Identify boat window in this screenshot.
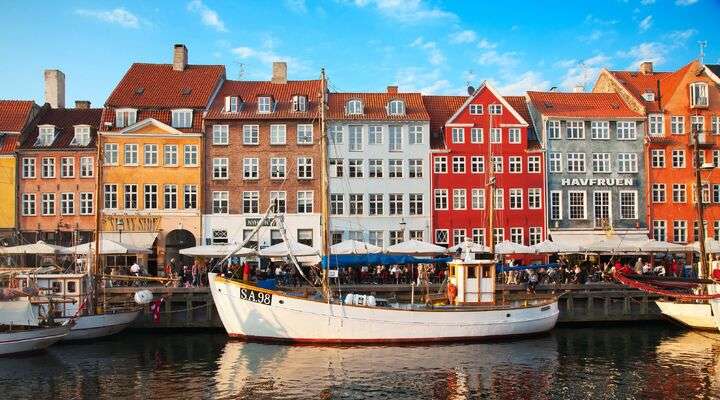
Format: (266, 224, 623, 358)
(51, 281, 62, 293)
(67, 281, 77, 293)
(468, 266, 477, 279)
(482, 267, 491, 278)
(449, 266, 455, 277)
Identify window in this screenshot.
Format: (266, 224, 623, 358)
(143, 184, 157, 209)
(213, 125, 229, 145)
(591, 121, 610, 139)
(409, 125, 423, 144)
(617, 121, 637, 140)
(452, 157, 465, 174)
(22, 193, 35, 215)
(104, 143, 118, 165)
(651, 149, 665, 168)
(389, 230, 404, 245)
(297, 191, 313, 213)
(389, 126, 402, 152)
(368, 159, 382, 178)
(547, 120, 561, 139)
(453, 189, 466, 210)
(453, 229, 467, 246)
(672, 150, 685, 168)
(171, 109, 192, 128)
(435, 230, 449, 245)
(244, 124, 261, 145)
(368, 231, 384, 247)
(672, 184, 686, 203)
(549, 153, 562, 173)
(509, 156, 522, 173)
(346, 99, 363, 115)
(143, 144, 158, 166)
(389, 159, 403, 178)
(471, 188, 485, 210)
(41, 193, 55, 215)
(617, 153, 638, 173)
(70, 126, 91, 146)
(620, 191, 637, 219)
(408, 159, 423, 178)
(22, 158, 35, 178)
(297, 124, 313, 144)
(243, 158, 259, 180)
(225, 96, 239, 112)
(184, 185, 197, 209)
(690, 82, 709, 108)
(673, 220, 687, 243)
(434, 156, 447, 173)
(494, 188, 504, 210)
(297, 157, 313, 179)
(268, 124, 287, 144)
(691, 115, 705, 133)
(115, 109, 137, 128)
(490, 128, 502, 143)
(389, 193, 403, 215)
(567, 121, 585, 139)
(509, 188, 523, 209)
(163, 185, 177, 209)
(593, 191, 610, 228)
(469, 104, 483, 114)
(213, 158, 228, 179)
(550, 191, 562, 220)
(451, 128, 464, 144)
(470, 128, 483, 143)
(489, 104, 502, 115)
(492, 156, 503, 173)
(652, 184, 666, 203)
(592, 153, 611, 173)
(493, 228, 504, 245)
(104, 184, 117, 209)
(713, 116, 720, 135)
(567, 153, 586, 173)
(270, 158, 286, 179)
(184, 145, 198, 166)
(330, 194, 344, 215)
(258, 97, 272, 113)
(508, 128, 521, 144)
(653, 220, 667, 242)
(409, 193, 423, 215)
(369, 125, 383, 145)
(434, 189, 448, 210)
(388, 100, 405, 116)
(270, 191, 286, 213)
(568, 191, 586, 219)
(349, 125, 363, 151)
(349, 194, 364, 215)
(212, 230, 228, 244)
(643, 91, 655, 101)
(292, 95, 307, 112)
(164, 145, 177, 166)
(329, 125, 343, 144)
(528, 188, 541, 209)
(212, 191, 229, 214)
(529, 227, 542, 246)
(242, 191, 259, 213)
(471, 156, 484, 173)
(60, 157, 74, 178)
(369, 194, 383, 215)
(510, 228, 523, 245)
(123, 184, 137, 210)
(61, 193, 75, 215)
(124, 144, 138, 165)
(348, 159, 363, 178)
(648, 114, 664, 136)
(41, 157, 55, 178)
(471, 228, 485, 245)
(714, 184, 720, 203)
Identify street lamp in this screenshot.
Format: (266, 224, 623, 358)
(117, 219, 125, 243)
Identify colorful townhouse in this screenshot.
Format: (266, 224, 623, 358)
(99, 44, 225, 273)
(202, 62, 323, 250)
(594, 60, 720, 244)
(425, 82, 546, 248)
(0, 99, 40, 244)
(526, 91, 648, 246)
(326, 87, 432, 246)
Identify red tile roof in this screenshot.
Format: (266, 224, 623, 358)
(105, 63, 225, 109)
(328, 92, 430, 121)
(0, 133, 20, 154)
(422, 95, 466, 149)
(0, 100, 36, 132)
(607, 62, 692, 113)
(21, 108, 102, 150)
(527, 91, 643, 118)
(504, 96, 532, 124)
(206, 80, 322, 120)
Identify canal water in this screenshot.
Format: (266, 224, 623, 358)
(1, 326, 718, 400)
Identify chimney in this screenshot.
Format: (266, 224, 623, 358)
(573, 84, 584, 93)
(387, 85, 398, 94)
(44, 69, 65, 109)
(173, 44, 188, 71)
(639, 61, 653, 75)
(75, 100, 91, 109)
(271, 61, 287, 84)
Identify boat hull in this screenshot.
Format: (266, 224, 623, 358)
(710, 284, 720, 332)
(58, 310, 141, 341)
(655, 300, 718, 331)
(0, 325, 70, 356)
(209, 273, 559, 344)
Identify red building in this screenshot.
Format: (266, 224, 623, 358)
(424, 83, 546, 250)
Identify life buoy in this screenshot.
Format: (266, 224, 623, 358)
(447, 283, 457, 305)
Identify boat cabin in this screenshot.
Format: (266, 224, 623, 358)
(447, 259, 496, 304)
(15, 273, 87, 318)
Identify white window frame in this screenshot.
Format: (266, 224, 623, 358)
(171, 109, 193, 128)
(297, 124, 313, 145)
(212, 125, 229, 145)
(568, 190, 587, 220)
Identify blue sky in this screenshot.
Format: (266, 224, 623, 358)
(1, 0, 718, 106)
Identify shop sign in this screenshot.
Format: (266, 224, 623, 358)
(560, 178, 634, 187)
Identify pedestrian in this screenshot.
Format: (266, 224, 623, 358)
(670, 258, 679, 277)
(242, 261, 251, 282)
(634, 257, 643, 274)
(527, 269, 539, 294)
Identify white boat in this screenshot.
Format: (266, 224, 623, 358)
(709, 284, 720, 331)
(0, 298, 70, 356)
(57, 310, 141, 341)
(655, 300, 717, 331)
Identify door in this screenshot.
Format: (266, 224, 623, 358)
(465, 266, 479, 302)
(480, 266, 495, 302)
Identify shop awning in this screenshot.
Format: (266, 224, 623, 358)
(101, 232, 158, 250)
(549, 231, 649, 253)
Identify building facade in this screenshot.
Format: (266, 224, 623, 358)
(99, 44, 225, 273)
(426, 83, 546, 248)
(326, 87, 432, 246)
(527, 91, 648, 245)
(594, 60, 720, 244)
(202, 62, 323, 250)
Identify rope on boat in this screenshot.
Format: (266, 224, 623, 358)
(614, 272, 720, 300)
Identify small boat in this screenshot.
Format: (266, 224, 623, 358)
(0, 298, 70, 356)
(655, 301, 716, 331)
(57, 310, 141, 341)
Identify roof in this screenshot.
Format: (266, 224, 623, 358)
(21, 108, 102, 149)
(0, 133, 20, 154)
(327, 92, 430, 121)
(105, 63, 225, 109)
(706, 64, 720, 82)
(606, 62, 693, 113)
(206, 79, 322, 120)
(422, 95, 466, 149)
(504, 96, 533, 124)
(526, 91, 643, 118)
(0, 100, 35, 132)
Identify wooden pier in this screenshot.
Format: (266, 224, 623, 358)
(104, 283, 663, 330)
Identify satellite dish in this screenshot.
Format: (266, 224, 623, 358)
(467, 86, 475, 95)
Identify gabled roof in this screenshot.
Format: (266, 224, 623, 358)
(526, 91, 643, 118)
(327, 92, 430, 121)
(0, 100, 36, 132)
(446, 81, 529, 127)
(206, 80, 322, 120)
(105, 63, 225, 109)
(605, 61, 694, 113)
(21, 108, 102, 149)
(117, 118, 186, 135)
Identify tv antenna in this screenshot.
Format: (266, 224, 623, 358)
(698, 41, 707, 64)
(235, 62, 245, 80)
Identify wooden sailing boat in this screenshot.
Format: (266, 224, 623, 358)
(0, 296, 71, 355)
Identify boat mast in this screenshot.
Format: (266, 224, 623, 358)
(488, 113, 495, 254)
(319, 68, 331, 299)
(693, 126, 709, 278)
(93, 132, 103, 277)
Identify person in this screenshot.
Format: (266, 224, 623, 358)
(191, 261, 200, 287)
(527, 269, 539, 294)
(130, 262, 141, 276)
(653, 263, 666, 276)
(634, 257, 643, 275)
(642, 261, 652, 275)
(670, 258, 679, 277)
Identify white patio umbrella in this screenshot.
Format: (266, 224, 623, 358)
(64, 239, 151, 255)
(690, 239, 720, 254)
(494, 240, 535, 255)
(385, 239, 447, 256)
(448, 240, 491, 253)
(259, 241, 319, 257)
(640, 239, 690, 253)
(330, 239, 383, 255)
(581, 237, 645, 253)
(0, 240, 68, 255)
(530, 240, 566, 254)
(180, 244, 256, 257)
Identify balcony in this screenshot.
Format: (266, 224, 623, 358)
(695, 132, 715, 148)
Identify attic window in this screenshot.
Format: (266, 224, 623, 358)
(610, 103, 620, 109)
(292, 95, 308, 112)
(387, 100, 405, 116)
(346, 99, 363, 115)
(35, 126, 55, 147)
(134, 87, 144, 95)
(225, 96, 240, 112)
(642, 91, 655, 102)
(70, 126, 91, 146)
(258, 96, 272, 113)
(180, 88, 192, 96)
(544, 102, 553, 109)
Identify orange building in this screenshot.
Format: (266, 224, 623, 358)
(595, 60, 720, 244)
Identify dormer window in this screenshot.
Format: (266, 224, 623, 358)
(171, 109, 193, 128)
(225, 96, 240, 112)
(35, 126, 55, 147)
(387, 100, 405, 116)
(346, 99, 363, 115)
(258, 96, 272, 113)
(70, 126, 91, 146)
(115, 109, 137, 128)
(292, 95, 308, 112)
(690, 82, 709, 108)
(642, 91, 655, 102)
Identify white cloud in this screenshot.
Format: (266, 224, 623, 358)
(284, 0, 307, 13)
(640, 0, 655, 4)
(580, 29, 607, 43)
(187, 0, 227, 32)
(665, 29, 697, 45)
(394, 67, 453, 94)
(448, 30, 476, 44)
(675, 0, 698, 5)
(410, 37, 445, 66)
(639, 15, 652, 32)
(230, 43, 311, 78)
(493, 71, 550, 95)
(477, 38, 497, 49)
(584, 14, 618, 25)
(617, 42, 666, 68)
(74, 8, 140, 28)
(350, 0, 456, 23)
(477, 50, 518, 68)
(557, 54, 611, 90)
